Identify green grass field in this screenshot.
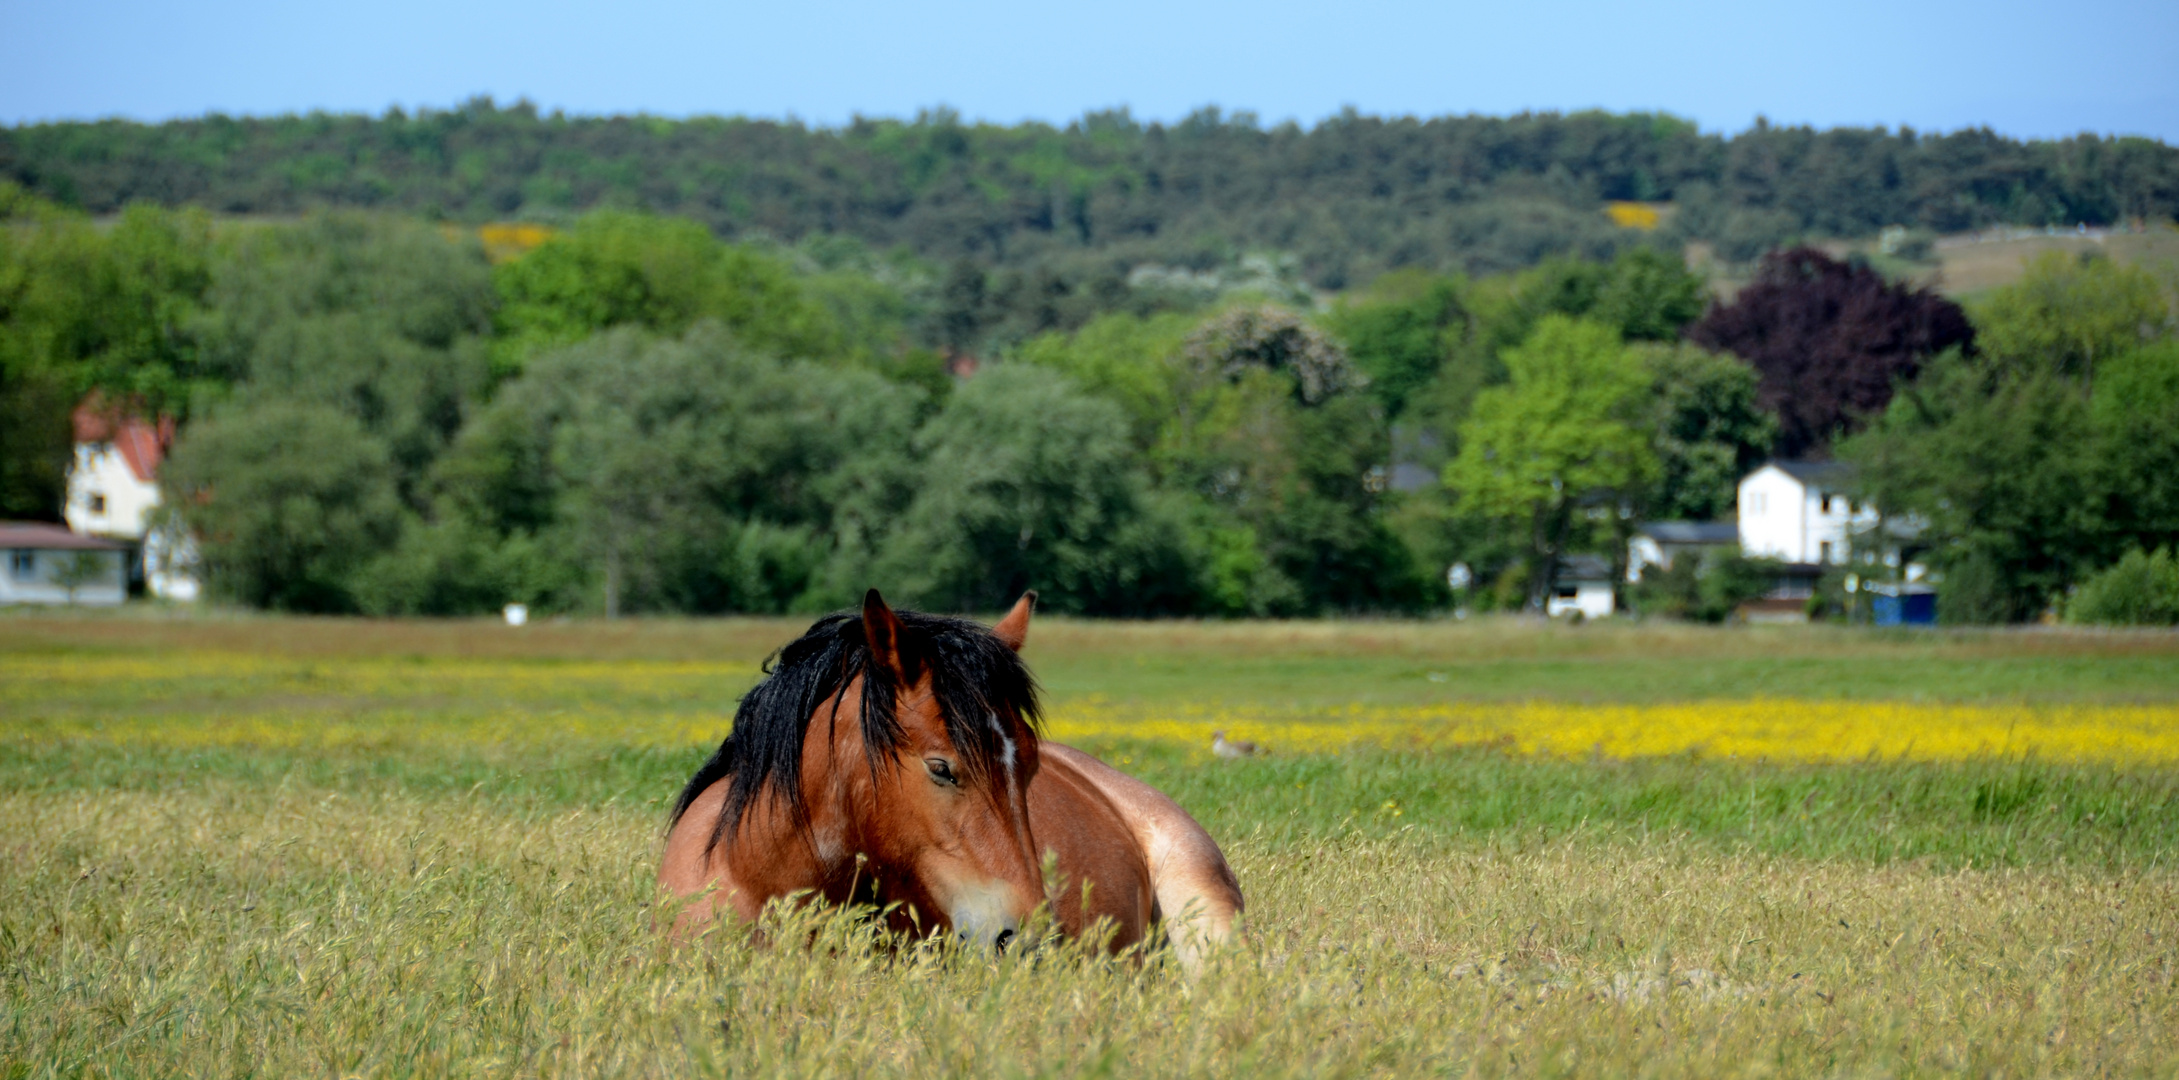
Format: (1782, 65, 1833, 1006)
(4, 612, 2177, 1076)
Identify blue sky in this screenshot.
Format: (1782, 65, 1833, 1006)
(3, 0, 2174, 140)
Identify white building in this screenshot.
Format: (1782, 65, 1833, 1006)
(1546, 554, 1618, 619)
(64, 398, 199, 601)
(1736, 461, 1878, 567)
(0, 522, 128, 606)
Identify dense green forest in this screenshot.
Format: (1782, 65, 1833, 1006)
(4, 106, 2178, 623)
(6, 102, 2177, 289)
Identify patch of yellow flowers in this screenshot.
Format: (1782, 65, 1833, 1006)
(6, 654, 2178, 765)
(1046, 698, 2179, 765)
(1604, 201, 1663, 230)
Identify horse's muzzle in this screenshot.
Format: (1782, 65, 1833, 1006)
(946, 880, 1028, 949)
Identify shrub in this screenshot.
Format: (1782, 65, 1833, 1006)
(2067, 549, 2179, 626)
(1629, 553, 1784, 623)
(1940, 552, 2020, 626)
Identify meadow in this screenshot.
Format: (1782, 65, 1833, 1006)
(4, 611, 2177, 1077)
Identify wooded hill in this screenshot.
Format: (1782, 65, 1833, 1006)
(5, 102, 2175, 287)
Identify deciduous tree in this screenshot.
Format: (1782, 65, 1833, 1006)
(1973, 251, 2170, 387)
(162, 400, 404, 612)
(201, 212, 496, 507)
(445, 325, 919, 616)
(1324, 270, 1463, 419)
(1639, 343, 1776, 521)
(876, 364, 1195, 615)
(1839, 352, 2101, 623)
(491, 211, 830, 376)
(1446, 316, 1658, 611)
(1690, 247, 1974, 458)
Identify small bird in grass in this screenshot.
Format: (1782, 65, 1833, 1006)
(1211, 730, 1262, 759)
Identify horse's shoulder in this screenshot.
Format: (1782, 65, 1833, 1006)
(659, 775, 731, 891)
(1030, 748, 1139, 846)
(658, 776, 751, 936)
(1040, 743, 1214, 849)
(1039, 742, 1245, 923)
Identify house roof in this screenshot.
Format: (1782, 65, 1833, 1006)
(1388, 462, 1437, 493)
(0, 522, 127, 551)
(1636, 521, 1739, 544)
(1555, 554, 1615, 582)
(72, 396, 175, 484)
(1764, 460, 1854, 490)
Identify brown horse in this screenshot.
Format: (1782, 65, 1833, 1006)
(659, 589, 1243, 966)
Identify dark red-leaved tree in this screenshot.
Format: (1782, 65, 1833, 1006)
(1690, 247, 1974, 458)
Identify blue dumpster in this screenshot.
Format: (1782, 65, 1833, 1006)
(1868, 582, 1936, 626)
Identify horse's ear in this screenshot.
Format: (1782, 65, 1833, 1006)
(862, 588, 910, 684)
(992, 590, 1037, 652)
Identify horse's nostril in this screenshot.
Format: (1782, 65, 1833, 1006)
(995, 928, 1016, 951)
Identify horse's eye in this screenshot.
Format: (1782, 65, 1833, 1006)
(925, 758, 958, 786)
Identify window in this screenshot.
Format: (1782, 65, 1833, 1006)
(1751, 493, 1767, 514)
(8, 550, 33, 581)
(1820, 494, 1833, 514)
(87, 493, 106, 514)
(1820, 541, 1833, 564)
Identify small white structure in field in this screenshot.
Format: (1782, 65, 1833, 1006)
(64, 397, 199, 601)
(1736, 461, 1877, 567)
(1546, 554, 1617, 619)
(0, 522, 128, 606)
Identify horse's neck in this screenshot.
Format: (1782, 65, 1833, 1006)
(720, 790, 854, 907)
(727, 723, 867, 903)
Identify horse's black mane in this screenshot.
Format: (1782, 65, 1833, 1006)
(669, 608, 1042, 852)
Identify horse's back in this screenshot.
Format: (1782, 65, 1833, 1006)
(1029, 752, 1154, 950)
(1036, 743, 1244, 969)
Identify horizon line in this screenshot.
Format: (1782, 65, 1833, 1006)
(4, 98, 2167, 146)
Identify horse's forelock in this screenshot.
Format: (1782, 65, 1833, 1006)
(917, 616, 1043, 785)
(671, 608, 1042, 854)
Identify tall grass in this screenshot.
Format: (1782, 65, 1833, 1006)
(6, 776, 2174, 1076)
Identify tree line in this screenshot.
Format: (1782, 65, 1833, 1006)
(5, 102, 2175, 292)
(3, 187, 2174, 622)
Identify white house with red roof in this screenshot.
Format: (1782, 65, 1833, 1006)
(64, 396, 200, 601)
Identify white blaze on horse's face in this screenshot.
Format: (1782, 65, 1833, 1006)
(992, 712, 1019, 785)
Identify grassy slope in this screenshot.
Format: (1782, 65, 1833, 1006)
(1929, 229, 2179, 298)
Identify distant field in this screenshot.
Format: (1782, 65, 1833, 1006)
(12, 609, 2179, 703)
(1698, 226, 2179, 301)
(4, 612, 2176, 1075)
(1930, 228, 2179, 297)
